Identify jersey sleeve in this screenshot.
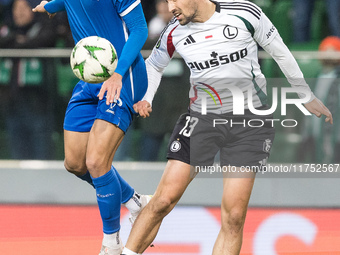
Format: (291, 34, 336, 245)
(142, 20, 178, 104)
(114, 0, 141, 17)
(263, 35, 315, 102)
(253, 9, 279, 47)
(44, 0, 65, 14)
(114, 3, 148, 76)
(220, 1, 278, 47)
(147, 20, 178, 71)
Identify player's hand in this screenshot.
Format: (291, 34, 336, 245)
(304, 97, 333, 124)
(133, 100, 152, 118)
(32, 1, 48, 12)
(32, 1, 55, 18)
(97, 72, 122, 105)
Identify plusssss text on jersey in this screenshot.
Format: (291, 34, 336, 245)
(187, 48, 248, 71)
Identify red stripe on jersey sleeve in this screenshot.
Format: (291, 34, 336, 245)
(167, 25, 179, 57)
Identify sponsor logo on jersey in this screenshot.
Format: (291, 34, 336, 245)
(193, 82, 222, 106)
(187, 48, 248, 71)
(184, 35, 196, 45)
(223, 25, 238, 39)
(266, 25, 276, 39)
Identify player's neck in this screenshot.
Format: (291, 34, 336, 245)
(194, 1, 216, 23)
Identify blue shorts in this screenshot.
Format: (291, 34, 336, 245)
(64, 81, 133, 133)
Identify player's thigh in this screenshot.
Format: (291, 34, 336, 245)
(154, 159, 195, 207)
(220, 170, 255, 222)
(166, 111, 220, 166)
(63, 81, 98, 173)
(86, 95, 134, 176)
(220, 121, 275, 170)
(63, 81, 99, 133)
(86, 119, 125, 177)
(64, 130, 90, 174)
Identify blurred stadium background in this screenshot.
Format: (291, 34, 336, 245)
(1, 0, 340, 254)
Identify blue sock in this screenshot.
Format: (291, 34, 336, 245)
(92, 169, 122, 234)
(77, 167, 133, 202)
(78, 171, 94, 188)
(111, 166, 134, 203)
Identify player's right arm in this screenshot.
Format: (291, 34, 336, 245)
(134, 20, 178, 118)
(132, 59, 164, 118)
(133, 54, 166, 118)
(32, 0, 65, 15)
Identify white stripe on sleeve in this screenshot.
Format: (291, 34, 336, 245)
(120, 0, 141, 17)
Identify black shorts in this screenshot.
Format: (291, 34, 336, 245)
(167, 109, 275, 168)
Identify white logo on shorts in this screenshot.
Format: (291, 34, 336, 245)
(263, 139, 272, 153)
(258, 157, 268, 171)
(170, 140, 181, 152)
(106, 98, 123, 115)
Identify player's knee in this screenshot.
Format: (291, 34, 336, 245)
(85, 157, 109, 177)
(64, 158, 87, 175)
(222, 207, 246, 234)
(149, 195, 175, 216)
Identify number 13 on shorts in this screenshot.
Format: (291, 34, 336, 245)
(179, 116, 199, 137)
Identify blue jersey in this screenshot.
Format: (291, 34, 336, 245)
(45, 0, 147, 107)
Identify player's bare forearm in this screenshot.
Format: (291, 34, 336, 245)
(304, 98, 333, 124)
(133, 100, 152, 118)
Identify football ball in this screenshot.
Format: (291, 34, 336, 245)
(70, 36, 118, 83)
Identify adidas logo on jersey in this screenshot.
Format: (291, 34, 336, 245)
(184, 35, 196, 45)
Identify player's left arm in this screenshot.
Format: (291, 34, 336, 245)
(98, 3, 148, 105)
(262, 35, 333, 124)
(254, 11, 333, 124)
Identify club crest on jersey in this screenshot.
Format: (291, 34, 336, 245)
(223, 25, 238, 39)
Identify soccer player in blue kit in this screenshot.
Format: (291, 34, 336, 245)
(33, 0, 150, 254)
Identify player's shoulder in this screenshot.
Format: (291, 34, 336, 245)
(153, 17, 180, 49)
(165, 17, 180, 32)
(215, 0, 262, 21)
(158, 17, 182, 38)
